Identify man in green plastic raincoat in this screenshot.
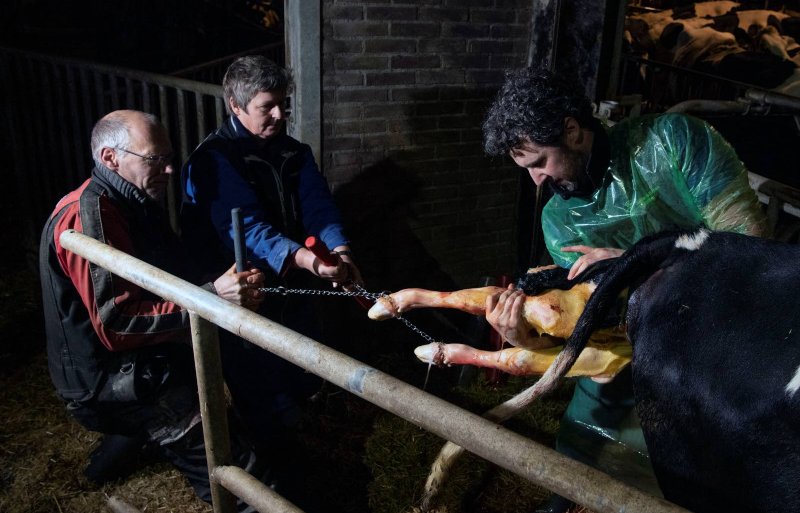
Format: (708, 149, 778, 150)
(481, 68, 769, 513)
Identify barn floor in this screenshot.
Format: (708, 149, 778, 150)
(0, 257, 604, 513)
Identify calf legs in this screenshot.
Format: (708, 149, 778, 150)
(368, 283, 598, 340)
(415, 337, 630, 379)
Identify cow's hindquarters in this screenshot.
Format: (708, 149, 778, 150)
(627, 233, 800, 513)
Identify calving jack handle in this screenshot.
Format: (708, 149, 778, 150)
(231, 208, 247, 272)
(304, 236, 339, 267)
(305, 236, 372, 310)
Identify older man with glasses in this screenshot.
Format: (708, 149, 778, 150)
(40, 109, 270, 511)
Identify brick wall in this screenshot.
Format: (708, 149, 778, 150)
(321, 0, 531, 291)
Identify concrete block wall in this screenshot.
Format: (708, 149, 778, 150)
(321, 0, 531, 290)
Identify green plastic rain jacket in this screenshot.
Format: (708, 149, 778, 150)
(542, 113, 768, 268)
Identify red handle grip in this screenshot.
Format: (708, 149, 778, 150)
(304, 236, 372, 310)
(305, 236, 338, 265)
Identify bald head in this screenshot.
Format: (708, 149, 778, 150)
(92, 110, 175, 200)
(91, 110, 162, 169)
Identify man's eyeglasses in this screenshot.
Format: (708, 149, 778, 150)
(115, 147, 174, 167)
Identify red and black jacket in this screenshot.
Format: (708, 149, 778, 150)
(40, 166, 196, 403)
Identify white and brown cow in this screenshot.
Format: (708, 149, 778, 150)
(375, 228, 800, 513)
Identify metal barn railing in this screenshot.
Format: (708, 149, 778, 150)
(0, 46, 226, 250)
(59, 229, 690, 513)
(617, 54, 760, 113)
(170, 42, 284, 84)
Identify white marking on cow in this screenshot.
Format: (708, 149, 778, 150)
(675, 229, 710, 251)
(787, 365, 800, 397)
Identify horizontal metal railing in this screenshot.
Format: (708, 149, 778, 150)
(1, 46, 226, 246)
(59, 229, 689, 513)
(170, 42, 285, 84)
(618, 54, 759, 113)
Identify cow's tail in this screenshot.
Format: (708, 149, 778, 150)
(419, 340, 587, 511)
(419, 228, 703, 511)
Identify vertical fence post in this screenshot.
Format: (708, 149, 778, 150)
(189, 312, 237, 513)
(215, 97, 226, 127)
(284, 1, 321, 167)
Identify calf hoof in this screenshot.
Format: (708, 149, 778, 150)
(413, 343, 446, 366)
(367, 296, 397, 320)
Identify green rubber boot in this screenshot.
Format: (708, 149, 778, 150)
(554, 368, 661, 497)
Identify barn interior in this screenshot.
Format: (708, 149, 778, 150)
(525, 0, 800, 266)
(619, 2, 800, 193)
(616, 0, 800, 238)
(1, 1, 800, 512)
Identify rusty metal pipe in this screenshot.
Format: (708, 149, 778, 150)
(59, 229, 689, 513)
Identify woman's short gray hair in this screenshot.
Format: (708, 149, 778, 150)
(223, 55, 292, 114)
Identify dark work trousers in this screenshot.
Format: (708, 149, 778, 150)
(219, 292, 323, 443)
(556, 366, 647, 468)
(218, 292, 325, 512)
(66, 346, 271, 513)
(160, 418, 271, 513)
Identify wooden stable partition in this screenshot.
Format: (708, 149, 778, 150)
(59, 229, 690, 513)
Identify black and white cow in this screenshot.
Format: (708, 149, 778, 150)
(537, 229, 800, 512)
(601, 229, 800, 513)
(422, 228, 800, 513)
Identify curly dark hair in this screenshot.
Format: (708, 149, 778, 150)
(482, 67, 594, 155)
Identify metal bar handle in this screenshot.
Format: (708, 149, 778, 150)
(231, 208, 247, 272)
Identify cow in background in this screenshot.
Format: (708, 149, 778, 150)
(625, 2, 800, 89)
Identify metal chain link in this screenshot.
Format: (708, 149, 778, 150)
(258, 285, 378, 299)
(392, 313, 437, 344)
(257, 283, 438, 344)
